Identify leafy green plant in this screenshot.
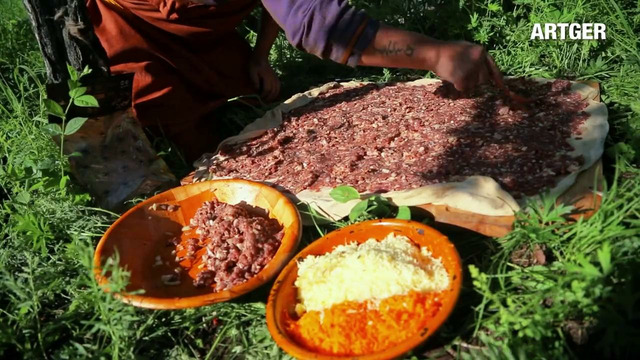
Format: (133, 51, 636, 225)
(329, 185, 411, 222)
(42, 64, 98, 176)
(464, 158, 640, 358)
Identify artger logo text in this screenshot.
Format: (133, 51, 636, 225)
(531, 23, 606, 40)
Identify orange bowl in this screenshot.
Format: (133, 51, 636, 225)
(266, 219, 462, 360)
(93, 179, 302, 309)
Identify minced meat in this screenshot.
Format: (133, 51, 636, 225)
(189, 200, 284, 291)
(206, 79, 589, 198)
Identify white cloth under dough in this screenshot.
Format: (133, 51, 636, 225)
(192, 78, 608, 222)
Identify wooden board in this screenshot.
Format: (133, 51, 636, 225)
(182, 81, 605, 238)
(418, 159, 603, 237)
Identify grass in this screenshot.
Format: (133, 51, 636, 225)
(1, 0, 640, 359)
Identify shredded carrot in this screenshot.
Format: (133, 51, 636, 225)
(285, 291, 442, 356)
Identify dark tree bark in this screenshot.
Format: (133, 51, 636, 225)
(22, 0, 110, 83)
(23, 0, 133, 116)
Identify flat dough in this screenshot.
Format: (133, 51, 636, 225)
(193, 78, 608, 222)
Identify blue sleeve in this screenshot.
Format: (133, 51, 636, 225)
(261, 0, 380, 66)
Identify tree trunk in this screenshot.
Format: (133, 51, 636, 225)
(22, 0, 110, 83)
(23, 0, 133, 117)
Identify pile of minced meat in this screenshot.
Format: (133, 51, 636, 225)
(170, 200, 284, 291)
(205, 79, 588, 198)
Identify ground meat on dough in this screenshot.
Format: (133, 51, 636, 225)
(207, 78, 589, 198)
(189, 200, 284, 291)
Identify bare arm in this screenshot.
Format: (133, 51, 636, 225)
(256, 1, 504, 95)
(359, 24, 503, 93)
(359, 25, 442, 70)
(253, 8, 280, 61)
(249, 8, 281, 101)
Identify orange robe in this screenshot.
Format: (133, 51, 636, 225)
(86, 0, 260, 160)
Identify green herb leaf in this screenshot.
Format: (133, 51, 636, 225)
(28, 181, 44, 192)
(369, 195, 387, 206)
(59, 175, 69, 189)
(37, 158, 55, 170)
(487, 2, 501, 12)
(349, 198, 369, 222)
(371, 203, 391, 217)
(42, 123, 63, 135)
(330, 185, 360, 203)
(67, 64, 79, 81)
(69, 86, 87, 99)
(572, 255, 602, 277)
(606, 142, 636, 161)
(15, 191, 31, 204)
(44, 99, 65, 118)
(396, 206, 411, 220)
(366, 195, 392, 217)
(74, 94, 99, 108)
(80, 65, 92, 77)
(67, 79, 80, 90)
(597, 242, 612, 275)
(64, 117, 88, 135)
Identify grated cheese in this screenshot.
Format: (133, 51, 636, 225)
(295, 232, 449, 313)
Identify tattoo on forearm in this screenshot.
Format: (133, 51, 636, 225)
(375, 41, 415, 57)
(404, 43, 414, 57)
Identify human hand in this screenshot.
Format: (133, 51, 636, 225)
(249, 55, 280, 102)
(432, 41, 503, 93)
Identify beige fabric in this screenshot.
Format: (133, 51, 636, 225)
(63, 109, 177, 210)
(193, 78, 608, 221)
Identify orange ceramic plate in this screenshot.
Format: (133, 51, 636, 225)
(266, 219, 462, 360)
(93, 179, 302, 309)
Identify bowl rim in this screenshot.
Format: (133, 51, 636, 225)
(93, 178, 302, 309)
(266, 218, 462, 360)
